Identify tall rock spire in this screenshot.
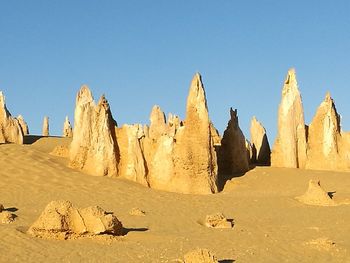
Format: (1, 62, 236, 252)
(173, 73, 218, 194)
(17, 115, 29, 135)
(271, 68, 307, 168)
(42, 116, 49, 136)
(250, 116, 271, 165)
(69, 85, 119, 177)
(0, 91, 23, 144)
(63, 116, 73, 138)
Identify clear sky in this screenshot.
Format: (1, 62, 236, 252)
(1, 1, 349, 142)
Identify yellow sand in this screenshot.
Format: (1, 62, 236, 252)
(0, 137, 349, 262)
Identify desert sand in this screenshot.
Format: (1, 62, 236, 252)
(0, 136, 349, 262)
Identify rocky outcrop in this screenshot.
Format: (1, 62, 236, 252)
(250, 116, 271, 165)
(17, 115, 29, 135)
(115, 124, 149, 186)
(28, 200, 123, 239)
(296, 180, 336, 206)
(42, 116, 49, 136)
(63, 116, 73, 138)
(69, 86, 119, 177)
(271, 69, 307, 168)
(218, 108, 249, 175)
(204, 213, 233, 229)
(0, 91, 23, 144)
(172, 73, 218, 194)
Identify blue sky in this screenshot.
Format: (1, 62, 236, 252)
(1, 1, 349, 143)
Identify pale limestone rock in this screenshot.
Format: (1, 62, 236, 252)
(172, 73, 218, 194)
(69, 86, 119, 177)
(210, 122, 221, 146)
(271, 69, 307, 168)
(149, 105, 167, 139)
(17, 115, 29, 135)
(42, 116, 49, 136)
(218, 108, 249, 175)
(116, 124, 149, 186)
(63, 116, 73, 138)
(296, 180, 336, 206)
(250, 116, 271, 165)
(28, 200, 123, 239)
(245, 139, 254, 164)
(0, 91, 23, 144)
(205, 213, 233, 229)
(183, 248, 218, 263)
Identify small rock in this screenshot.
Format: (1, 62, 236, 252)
(205, 213, 233, 229)
(183, 248, 218, 263)
(0, 211, 16, 224)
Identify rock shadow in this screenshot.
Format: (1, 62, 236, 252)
(122, 227, 149, 235)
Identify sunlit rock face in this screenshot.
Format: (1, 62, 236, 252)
(63, 116, 73, 138)
(0, 91, 23, 144)
(271, 69, 307, 168)
(17, 115, 29, 135)
(250, 116, 271, 165)
(218, 108, 249, 175)
(69, 86, 119, 177)
(42, 116, 49, 136)
(172, 73, 218, 194)
(306, 92, 350, 171)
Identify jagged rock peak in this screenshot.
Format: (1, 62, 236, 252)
(149, 105, 167, 139)
(186, 73, 209, 120)
(17, 115, 29, 135)
(76, 85, 94, 105)
(250, 116, 271, 165)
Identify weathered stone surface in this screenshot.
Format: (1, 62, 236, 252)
(69, 86, 119, 177)
(63, 116, 73, 138)
(183, 248, 218, 263)
(149, 105, 167, 139)
(306, 93, 350, 171)
(0, 91, 23, 144)
(205, 213, 233, 229)
(42, 116, 49, 136)
(296, 180, 336, 206)
(210, 122, 221, 146)
(172, 73, 218, 194)
(28, 200, 123, 239)
(17, 115, 29, 135)
(271, 69, 307, 168)
(0, 211, 16, 224)
(218, 108, 249, 175)
(250, 116, 271, 165)
(116, 124, 149, 186)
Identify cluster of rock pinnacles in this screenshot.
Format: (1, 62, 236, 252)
(1, 69, 350, 194)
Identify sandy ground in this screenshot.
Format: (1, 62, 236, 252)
(0, 137, 349, 262)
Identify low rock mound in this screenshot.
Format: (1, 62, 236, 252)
(28, 200, 123, 239)
(205, 213, 233, 229)
(296, 180, 336, 206)
(0, 204, 17, 224)
(183, 248, 218, 263)
(129, 207, 146, 216)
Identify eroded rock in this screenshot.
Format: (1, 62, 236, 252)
(63, 116, 73, 138)
(205, 213, 233, 229)
(28, 200, 123, 239)
(42, 116, 49, 136)
(296, 180, 336, 206)
(183, 248, 218, 263)
(250, 116, 271, 165)
(17, 115, 29, 135)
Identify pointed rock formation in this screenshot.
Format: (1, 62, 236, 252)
(218, 108, 249, 175)
(296, 180, 336, 206)
(271, 68, 307, 168)
(306, 92, 350, 170)
(116, 124, 149, 186)
(250, 116, 271, 165)
(69, 86, 119, 177)
(172, 73, 218, 194)
(17, 115, 29, 135)
(63, 116, 73, 138)
(42, 116, 49, 136)
(0, 91, 23, 144)
(148, 105, 167, 139)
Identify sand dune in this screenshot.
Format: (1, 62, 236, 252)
(0, 137, 350, 262)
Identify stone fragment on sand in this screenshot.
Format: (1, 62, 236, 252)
(183, 248, 218, 263)
(271, 68, 307, 168)
(129, 207, 146, 216)
(0, 211, 16, 224)
(28, 200, 123, 239)
(296, 180, 336, 206)
(0, 91, 24, 144)
(42, 116, 49, 136)
(205, 213, 233, 229)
